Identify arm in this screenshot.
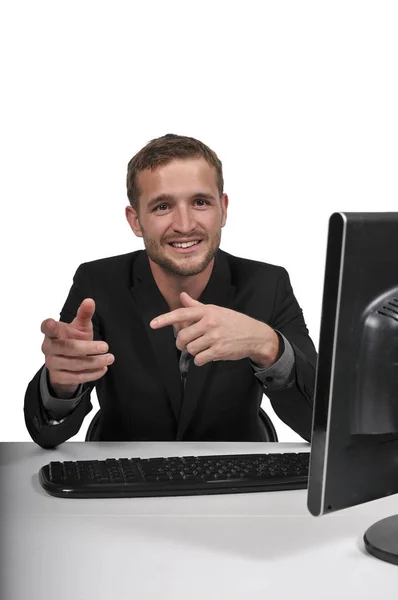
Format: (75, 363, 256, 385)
(151, 278, 317, 441)
(260, 267, 317, 441)
(24, 263, 101, 448)
(24, 366, 94, 448)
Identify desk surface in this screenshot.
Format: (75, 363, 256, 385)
(1, 442, 397, 599)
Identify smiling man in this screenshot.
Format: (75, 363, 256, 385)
(24, 134, 317, 448)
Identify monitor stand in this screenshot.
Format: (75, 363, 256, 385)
(363, 514, 398, 565)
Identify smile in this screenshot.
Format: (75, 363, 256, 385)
(168, 240, 203, 253)
(170, 240, 201, 248)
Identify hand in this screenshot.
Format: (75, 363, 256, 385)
(41, 298, 114, 398)
(150, 292, 279, 367)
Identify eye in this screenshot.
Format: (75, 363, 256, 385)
(194, 199, 210, 207)
(153, 203, 169, 212)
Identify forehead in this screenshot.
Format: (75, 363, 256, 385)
(136, 158, 219, 200)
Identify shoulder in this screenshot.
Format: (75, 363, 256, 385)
(80, 250, 139, 271)
(219, 249, 288, 287)
(72, 251, 142, 291)
(218, 250, 294, 320)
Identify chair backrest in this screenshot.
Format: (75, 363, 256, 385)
(85, 410, 101, 441)
(86, 408, 278, 442)
(259, 408, 278, 442)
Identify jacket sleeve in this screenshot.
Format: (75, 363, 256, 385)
(24, 263, 101, 448)
(264, 267, 318, 442)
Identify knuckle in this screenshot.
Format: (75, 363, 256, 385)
(210, 330, 221, 341)
(177, 332, 188, 348)
(186, 342, 196, 356)
(99, 357, 108, 369)
(103, 354, 111, 365)
(205, 310, 217, 326)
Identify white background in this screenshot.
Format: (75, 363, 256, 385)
(1, 1, 397, 442)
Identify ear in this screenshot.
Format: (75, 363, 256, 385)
(220, 193, 228, 228)
(125, 205, 143, 238)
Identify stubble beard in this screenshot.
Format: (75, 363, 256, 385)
(143, 231, 221, 277)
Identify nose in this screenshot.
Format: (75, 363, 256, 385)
(172, 205, 196, 234)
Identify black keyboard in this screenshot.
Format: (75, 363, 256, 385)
(39, 452, 310, 498)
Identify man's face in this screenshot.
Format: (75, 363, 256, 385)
(126, 158, 228, 277)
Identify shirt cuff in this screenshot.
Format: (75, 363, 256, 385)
(40, 367, 85, 424)
(251, 332, 295, 389)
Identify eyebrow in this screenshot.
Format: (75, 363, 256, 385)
(146, 192, 217, 210)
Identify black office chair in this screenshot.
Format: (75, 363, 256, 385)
(259, 408, 279, 442)
(85, 408, 278, 442)
(85, 410, 101, 441)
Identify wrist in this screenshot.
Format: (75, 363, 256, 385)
(48, 372, 79, 399)
(51, 384, 79, 399)
(249, 327, 280, 368)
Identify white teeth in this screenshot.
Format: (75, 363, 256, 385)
(171, 241, 200, 248)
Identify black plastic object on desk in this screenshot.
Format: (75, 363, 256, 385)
(39, 452, 310, 498)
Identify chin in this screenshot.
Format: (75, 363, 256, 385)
(163, 257, 209, 277)
(150, 249, 214, 277)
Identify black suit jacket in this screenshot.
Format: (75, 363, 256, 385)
(24, 250, 317, 448)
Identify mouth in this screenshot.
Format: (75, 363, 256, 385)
(167, 240, 203, 253)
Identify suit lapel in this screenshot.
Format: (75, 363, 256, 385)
(130, 252, 183, 422)
(176, 250, 236, 440)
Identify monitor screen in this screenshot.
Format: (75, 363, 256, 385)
(307, 212, 398, 566)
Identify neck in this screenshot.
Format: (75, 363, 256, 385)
(148, 258, 215, 311)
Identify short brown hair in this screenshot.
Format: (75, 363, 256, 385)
(126, 133, 224, 210)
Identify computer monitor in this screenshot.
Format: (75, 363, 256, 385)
(307, 212, 398, 566)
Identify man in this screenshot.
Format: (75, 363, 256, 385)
(24, 134, 317, 448)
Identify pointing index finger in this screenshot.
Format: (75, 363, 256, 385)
(150, 307, 204, 329)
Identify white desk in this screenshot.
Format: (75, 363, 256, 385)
(1, 442, 397, 599)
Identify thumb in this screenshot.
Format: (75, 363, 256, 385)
(71, 298, 96, 330)
(41, 318, 69, 340)
(180, 292, 201, 307)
